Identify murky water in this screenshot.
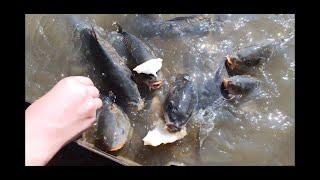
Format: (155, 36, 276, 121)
(25, 14, 295, 165)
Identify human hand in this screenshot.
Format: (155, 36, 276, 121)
(25, 76, 102, 166)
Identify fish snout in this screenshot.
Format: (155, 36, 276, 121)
(223, 75, 260, 96)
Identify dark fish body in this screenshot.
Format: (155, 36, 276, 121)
(226, 39, 282, 75)
(114, 23, 157, 66)
(123, 15, 163, 38)
(75, 21, 144, 111)
(106, 31, 130, 64)
(236, 39, 279, 65)
(139, 14, 164, 21)
(223, 75, 260, 96)
(95, 97, 132, 151)
(197, 60, 230, 110)
(159, 15, 221, 38)
(164, 74, 197, 132)
(124, 15, 222, 38)
(113, 22, 163, 90)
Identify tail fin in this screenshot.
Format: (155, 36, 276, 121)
(273, 33, 294, 53)
(112, 21, 123, 33)
(90, 25, 97, 39)
(279, 33, 294, 46)
(211, 96, 227, 110)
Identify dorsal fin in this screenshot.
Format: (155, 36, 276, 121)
(112, 21, 123, 34)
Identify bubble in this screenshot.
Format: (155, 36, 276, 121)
(282, 76, 289, 80)
(234, 17, 250, 30)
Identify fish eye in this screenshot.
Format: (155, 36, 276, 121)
(230, 84, 242, 93)
(168, 101, 173, 109)
(236, 82, 241, 87)
(172, 106, 179, 113)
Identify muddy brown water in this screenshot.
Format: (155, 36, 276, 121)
(25, 14, 295, 165)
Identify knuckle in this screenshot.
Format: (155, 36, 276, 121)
(62, 77, 75, 86)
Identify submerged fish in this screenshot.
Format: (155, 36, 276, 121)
(222, 75, 260, 97)
(122, 14, 164, 38)
(225, 38, 287, 75)
(95, 96, 133, 151)
(159, 15, 222, 38)
(197, 59, 261, 109)
(70, 16, 144, 111)
(125, 14, 223, 38)
(195, 60, 261, 148)
(197, 60, 230, 110)
(112, 22, 163, 90)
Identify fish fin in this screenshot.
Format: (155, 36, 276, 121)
(112, 21, 123, 33)
(167, 15, 197, 21)
(90, 25, 97, 40)
(278, 34, 294, 50)
(211, 96, 227, 110)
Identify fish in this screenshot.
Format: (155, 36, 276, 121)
(142, 74, 197, 147)
(225, 38, 289, 75)
(197, 60, 230, 110)
(164, 74, 197, 132)
(75, 21, 144, 111)
(222, 75, 260, 98)
(159, 15, 222, 38)
(113, 22, 163, 90)
(122, 14, 164, 38)
(124, 14, 223, 38)
(95, 95, 133, 151)
(106, 31, 130, 63)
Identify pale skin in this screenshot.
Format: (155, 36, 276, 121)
(25, 76, 102, 166)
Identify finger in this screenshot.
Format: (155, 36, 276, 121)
(83, 98, 97, 118)
(87, 86, 100, 98)
(84, 117, 96, 128)
(77, 117, 96, 136)
(94, 97, 103, 109)
(72, 76, 94, 86)
(84, 97, 103, 118)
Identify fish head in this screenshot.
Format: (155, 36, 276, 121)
(133, 58, 164, 90)
(164, 106, 186, 133)
(224, 55, 258, 75)
(134, 72, 163, 90)
(225, 55, 240, 71)
(222, 75, 260, 96)
(164, 75, 196, 133)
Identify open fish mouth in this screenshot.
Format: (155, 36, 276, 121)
(225, 55, 238, 70)
(166, 123, 182, 133)
(222, 75, 260, 97)
(147, 80, 162, 90)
